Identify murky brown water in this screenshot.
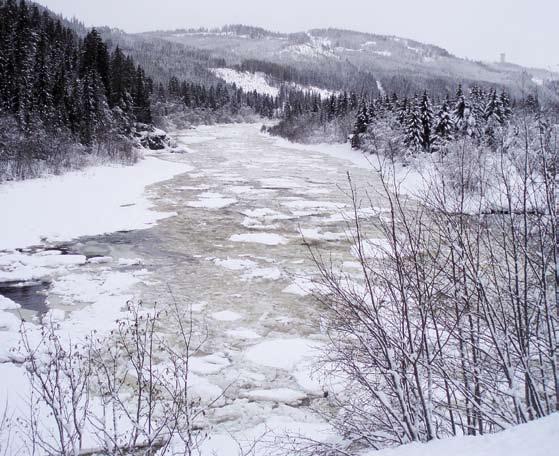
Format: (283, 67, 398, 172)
(109, 123, 387, 436)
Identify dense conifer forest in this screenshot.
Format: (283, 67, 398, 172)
(266, 83, 548, 151)
(0, 0, 156, 179)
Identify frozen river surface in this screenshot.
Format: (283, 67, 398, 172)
(0, 123, 386, 454)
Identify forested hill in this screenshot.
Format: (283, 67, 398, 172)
(0, 0, 153, 180)
(145, 25, 559, 102)
(0, 0, 152, 140)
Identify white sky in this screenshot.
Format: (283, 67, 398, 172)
(37, 0, 558, 69)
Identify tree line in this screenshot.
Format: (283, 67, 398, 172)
(162, 76, 278, 118)
(267, 81, 543, 151)
(0, 0, 153, 144)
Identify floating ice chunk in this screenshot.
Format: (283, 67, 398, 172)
(214, 258, 258, 271)
(242, 388, 307, 404)
(118, 258, 144, 266)
(229, 233, 288, 246)
(282, 200, 346, 212)
(190, 353, 230, 375)
(211, 310, 243, 322)
(87, 256, 113, 264)
(241, 267, 282, 281)
(282, 277, 317, 296)
(226, 328, 261, 340)
(189, 373, 224, 404)
(259, 177, 302, 189)
(300, 228, 346, 241)
(191, 301, 207, 312)
(43, 308, 66, 323)
(350, 238, 391, 259)
(245, 338, 323, 370)
(186, 193, 237, 209)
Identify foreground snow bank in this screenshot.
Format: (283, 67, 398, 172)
(366, 414, 559, 456)
(0, 156, 191, 250)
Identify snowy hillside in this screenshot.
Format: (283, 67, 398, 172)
(210, 68, 279, 96)
(144, 26, 559, 100)
(210, 67, 336, 98)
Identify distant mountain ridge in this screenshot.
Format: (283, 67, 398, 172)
(31, 2, 559, 103)
(141, 24, 559, 102)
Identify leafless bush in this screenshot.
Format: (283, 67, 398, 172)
(17, 324, 92, 456)
(0, 404, 12, 456)
(0, 116, 139, 182)
(15, 301, 209, 456)
(305, 118, 558, 453)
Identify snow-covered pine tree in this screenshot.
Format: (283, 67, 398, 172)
(452, 84, 467, 134)
(404, 97, 422, 152)
(500, 90, 512, 120)
(351, 99, 370, 149)
(367, 99, 376, 121)
(419, 91, 434, 152)
(396, 97, 409, 125)
(483, 88, 505, 147)
(434, 96, 454, 145)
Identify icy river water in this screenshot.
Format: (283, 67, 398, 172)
(0, 123, 387, 453)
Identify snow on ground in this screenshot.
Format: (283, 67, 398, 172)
(198, 414, 337, 456)
(364, 413, 559, 456)
(376, 79, 386, 96)
(210, 67, 335, 99)
(270, 135, 373, 170)
(0, 157, 192, 250)
(0, 152, 194, 452)
(284, 81, 337, 99)
(0, 294, 20, 310)
(282, 34, 338, 60)
(210, 68, 279, 97)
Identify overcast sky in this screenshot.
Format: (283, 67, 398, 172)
(37, 0, 557, 69)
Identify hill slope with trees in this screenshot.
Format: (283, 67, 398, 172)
(0, 0, 155, 180)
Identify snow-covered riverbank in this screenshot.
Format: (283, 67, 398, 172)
(0, 156, 192, 251)
(0, 152, 194, 453)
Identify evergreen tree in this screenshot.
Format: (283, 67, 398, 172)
(0, 0, 156, 149)
(351, 99, 370, 149)
(434, 96, 454, 144)
(404, 98, 423, 152)
(419, 91, 434, 151)
(452, 84, 467, 133)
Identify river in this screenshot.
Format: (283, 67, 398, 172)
(1, 123, 386, 454)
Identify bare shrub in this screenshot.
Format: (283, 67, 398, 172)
(304, 118, 558, 454)
(16, 301, 209, 456)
